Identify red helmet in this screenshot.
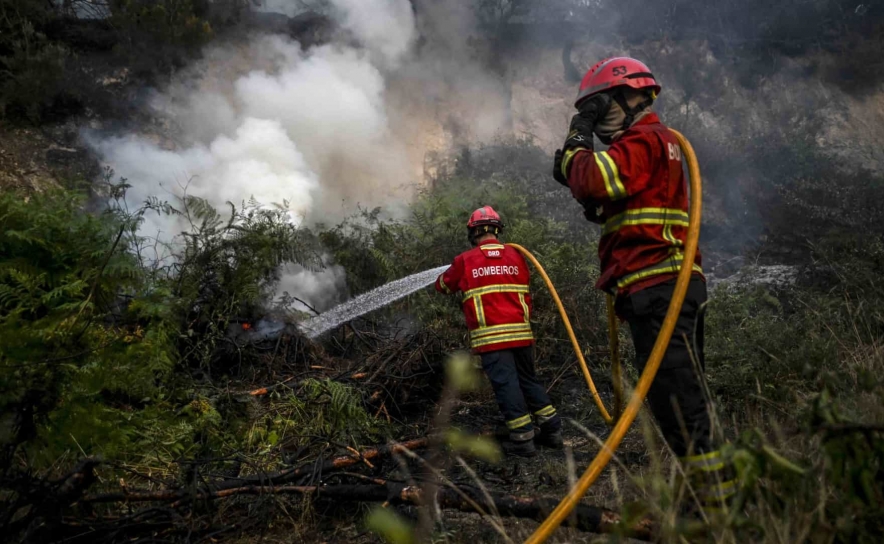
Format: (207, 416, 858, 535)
(467, 205, 503, 229)
(575, 57, 661, 108)
(467, 205, 503, 242)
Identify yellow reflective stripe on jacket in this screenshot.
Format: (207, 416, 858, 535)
(507, 414, 532, 430)
(663, 224, 683, 247)
(595, 151, 626, 200)
(438, 275, 451, 294)
(470, 331, 534, 349)
(518, 293, 530, 322)
(616, 252, 703, 290)
(470, 322, 532, 340)
(561, 146, 587, 178)
(681, 450, 725, 473)
(479, 243, 505, 250)
(474, 295, 487, 327)
(462, 284, 529, 302)
(603, 207, 689, 236)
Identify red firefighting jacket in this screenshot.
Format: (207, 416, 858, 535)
(567, 113, 703, 296)
(435, 241, 534, 353)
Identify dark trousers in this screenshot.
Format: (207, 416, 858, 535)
(480, 346, 561, 440)
(617, 277, 713, 456)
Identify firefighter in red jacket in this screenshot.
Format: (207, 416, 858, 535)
(553, 57, 734, 510)
(435, 206, 562, 457)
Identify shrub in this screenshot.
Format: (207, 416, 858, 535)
(0, 185, 324, 470)
(0, 189, 173, 466)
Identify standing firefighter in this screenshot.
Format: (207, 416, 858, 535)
(552, 57, 734, 511)
(435, 206, 562, 458)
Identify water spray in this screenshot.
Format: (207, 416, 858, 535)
(300, 265, 449, 338)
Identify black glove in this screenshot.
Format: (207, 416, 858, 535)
(580, 199, 605, 224)
(553, 149, 568, 186)
(554, 114, 595, 185)
(564, 113, 595, 152)
(577, 93, 613, 127)
(553, 93, 613, 187)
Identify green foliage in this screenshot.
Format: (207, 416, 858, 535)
(692, 228, 884, 540)
(445, 429, 502, 463)
(813, 391, 884, 511)
(0, 189, 175, 465)
(445, 352, 481, 393)
(707, 235, 884, 411)
(690, 397, 884, 541)
(366, 507, 415, 544)
(321, 140, 608, 368)
(0, 185, 325, 471)
(252, 379, 385, 451)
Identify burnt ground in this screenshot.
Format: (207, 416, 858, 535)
(232, 348, 669, 544)
(0, 122, 101, 192)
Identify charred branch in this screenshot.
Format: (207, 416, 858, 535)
(81, 481, 657, 540)
(83, 437, 429, 502)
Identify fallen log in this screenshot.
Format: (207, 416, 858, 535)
(432, 485, 656, 541)
(81, 481, 657, 540)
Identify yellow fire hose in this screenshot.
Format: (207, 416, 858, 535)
(606, 294, 624, 420)
(507, 129, 702, 543)
(508, 242, 615, 425)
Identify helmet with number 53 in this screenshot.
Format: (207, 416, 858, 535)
(575, 57, 661, 108)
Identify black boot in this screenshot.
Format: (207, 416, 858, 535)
(534, 428, 564, 449)
(502, 427, 537, 458)
(502, 438, 537, 458)
(534, 415, 564, 449)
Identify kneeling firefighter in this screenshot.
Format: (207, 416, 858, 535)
(435, 206, 562, 458)
(552, 57, 734, 510)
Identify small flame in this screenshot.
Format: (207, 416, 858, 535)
(242, 323, 252, 331)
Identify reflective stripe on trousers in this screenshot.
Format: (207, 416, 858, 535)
(534, 405, 557, 425)
(681, 449, 737, 507)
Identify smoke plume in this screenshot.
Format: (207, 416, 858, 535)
(87, 0, 429, 310)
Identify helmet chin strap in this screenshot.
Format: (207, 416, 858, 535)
(469, 225, 501, 245)
(611, 89, 654, 132)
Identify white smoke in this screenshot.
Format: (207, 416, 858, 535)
(327, 0, 415, 66)
(88, 1, 420, 311)
(253, 0, 302, 17)
(91, 116, 317, 231)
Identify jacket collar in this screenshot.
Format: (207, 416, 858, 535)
(479, 241, 505, 249)
(632, 112, 661, 128)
